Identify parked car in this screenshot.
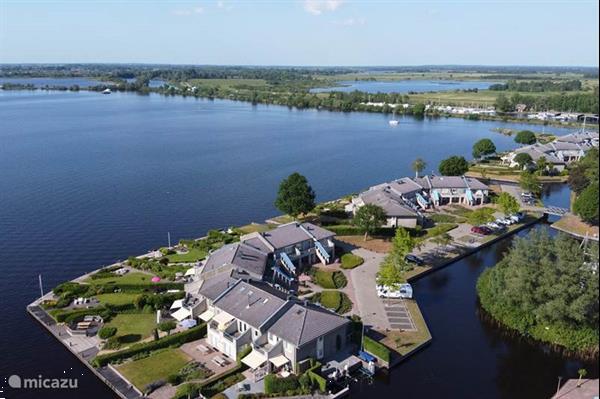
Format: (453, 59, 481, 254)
(496, 218, 511, 226)
(377, 284, 413, 299)
(471, 226, 491, 235)
(404, 254, 424, 266)
(486, 222, 501, 230)
(521, 192, 533, 198)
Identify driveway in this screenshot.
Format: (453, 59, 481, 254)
(383, 299, 416, 331)
(348, 248, 390, 330)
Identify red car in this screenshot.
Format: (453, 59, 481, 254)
(471, 226, 492, 235)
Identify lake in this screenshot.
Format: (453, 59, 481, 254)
(310, 79, 497, 94)
(0, 89, 588, 398)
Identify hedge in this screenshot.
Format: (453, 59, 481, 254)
(340, 253, 364, 269)
(54, 306, 112, 323)
(306, 362, 326, 392)
(98, 326, 117, 339)
(99, 282, 184, 293)
(264, 374, 299, 394)
(92, 324, 206, 367)
(326, 225, 396, 237)
(363, 336, 390, 363)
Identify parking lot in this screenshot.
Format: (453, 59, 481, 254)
(383, 299, 416, 331)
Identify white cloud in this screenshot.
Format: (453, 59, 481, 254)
(304, 0, 343, 16)
(217, 1, 233, 11)
(334, 17, 365, 26)
(172, 6, 204, 16)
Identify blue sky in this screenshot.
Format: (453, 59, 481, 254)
(0, 0, 598, 66)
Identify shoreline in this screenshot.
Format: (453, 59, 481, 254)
(2, 85, 596, 130)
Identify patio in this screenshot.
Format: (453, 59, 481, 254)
(179, 338, 238, 378)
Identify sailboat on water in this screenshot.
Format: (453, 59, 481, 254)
(388, 109, 399, 126)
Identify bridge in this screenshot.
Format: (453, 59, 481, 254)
(527, 205, 570, 217)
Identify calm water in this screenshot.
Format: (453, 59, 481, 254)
(310, 79, 496, 94)
(0, 89, 585, 398)
(0, 77, 110, 88)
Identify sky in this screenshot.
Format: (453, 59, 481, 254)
(0, 0, 598, 66)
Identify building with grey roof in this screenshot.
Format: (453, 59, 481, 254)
(240, 222, 336, 284)
(201, 242, 268, 281)
(347, 175, 489, 226)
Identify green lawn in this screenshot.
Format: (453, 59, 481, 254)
(311, 290, 352, 314)
(105, 313, 157, 341)
(340, 253, 364, 269)
(236, 223, 274, 234)
(85, 271, 152, 286)
(117, 349, 191, 389)
(313, 269, 347, 289)
(96, 293, 139, 306)
(165, 248, 207, 263)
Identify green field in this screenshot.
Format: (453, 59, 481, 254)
(105, 313, 157, 340)
(187, 78, 267, 89)
(117, 349, 191, 389)
(96, 292, 140, 306)
(165, 248, 207, 263)
(85, 271, 153, 286)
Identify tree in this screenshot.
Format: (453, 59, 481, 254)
(153, 328, 159, 341)
(274, 172, 316, 218)
(412, 103, 426, 117)
(514, 153, 533, 169)
(158, 321, 176, 335)
(519, 171, 542, 196)
(573, 182, 599, 225)
(439, 155, 469, 176)
(353, 204, 387, 241)
(376, 260, 405, 288)
(495, 93, 512, 112)
(514, 130, 537, 145)
(535, 156, 549, 175)
(568, 165, 591, 194)
(411, 158, 427, 178)
(391, 227, 416, 258)
(431, 233, 452, 254)
(577, 369, 588, 387)
(497, 192, 520, 216)
(472, 139, 496, 159)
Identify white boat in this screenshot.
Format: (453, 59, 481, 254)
(102, 88, 112, 94)
(388, 110, 399, 126)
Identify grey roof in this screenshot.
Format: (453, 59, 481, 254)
(556, 131, 599, 144)
(268, 302, 350, 347)
(387, 177, 423, 196)
(514, 144, 564, 164)
(257, 222, 335, 250)
(243, 236, 272, 253)
(415, 175, 489, 190)
(202, 242, 268, 278)
(212, 280, 287, 329)
(198, 272, 239, 301)
(359, 186, 419, 217)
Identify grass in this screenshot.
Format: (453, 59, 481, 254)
(381, 300, 432, 357)
(429, 213, 463, 224)
(96, 292, 139, 306)
(363, 336, 390, 363)
(117, 349, 191, 390)
(552, 214, 599, 238)
(311, 290, 352, 314)
(187, 78, 268, 89)
(340, 253, 364, 269)
(165, 248, 207, 263)
(105, 313, 157, 341)
(418, 223, 458, 242)
(235, 223, 274, 234)
(336, 235, 392, 253)
(313, 269, 347, 289)
(85, 271, 153, 286)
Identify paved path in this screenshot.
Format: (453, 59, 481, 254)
(348, 248, 390, 330)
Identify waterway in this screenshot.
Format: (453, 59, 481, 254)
(310, 79, 496, 94)
(0, 88, 591, 398)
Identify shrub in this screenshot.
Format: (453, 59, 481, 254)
(310, 291, 352, 314)
(92, 324, 206, 367)
(332, 271, 347, 288)
(98, 326, 117, 339)
(167, 373, 182, 386)
(340, 253, 364, 269)
(264, 374, 300, 394)
(363, 336, 391, 363)
(173, 383, 200, 399)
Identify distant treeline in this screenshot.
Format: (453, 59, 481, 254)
(489, 79, 583, 92)
(495, 89, 599, 113)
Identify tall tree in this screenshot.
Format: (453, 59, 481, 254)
(472, 138, 497, 159)
(514, 153, 533, 169)
(519, 171, 542, 196)
(353, 204, 387, 241)
(573, 182, 599, 225)
(274, 172, 316, 217)
(391, 227, 416, 258)
(411, 158, 427, 178)
(439, 155, 469, 176)
(497, 192, 520, 215)
(514, 130, 537, 145)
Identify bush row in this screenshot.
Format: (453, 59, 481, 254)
(92, 324, 206, 367)
(363, 336, 391, 363)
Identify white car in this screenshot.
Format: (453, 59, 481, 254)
(377, 283, 413, 299)
(486, 222, 501, 230)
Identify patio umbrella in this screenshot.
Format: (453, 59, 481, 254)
(179, 319, 197, 329)
(151, 276, 161, 283)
